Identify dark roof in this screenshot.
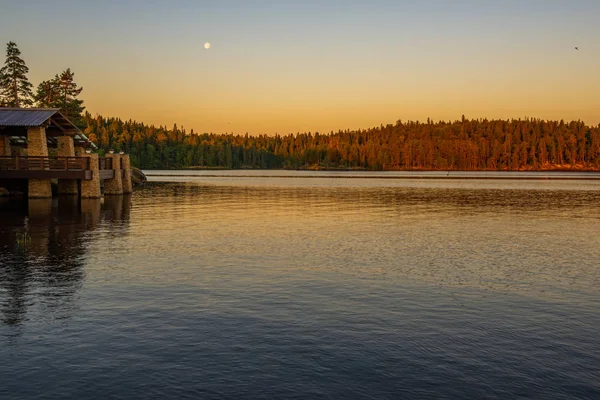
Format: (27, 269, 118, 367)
(0, 108, 97, 149)
(0, 108, 60, 127)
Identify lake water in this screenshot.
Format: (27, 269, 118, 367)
(1, 171, 600, 399)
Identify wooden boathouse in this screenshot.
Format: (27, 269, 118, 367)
(0, 108, 132, 198)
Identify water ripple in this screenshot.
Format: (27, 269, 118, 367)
(0, 178, 599, 399)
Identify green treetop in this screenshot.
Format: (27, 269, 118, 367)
(35, 78, 60, 108)
(0, 41, 34, 107)
(35, 68, 85, 128)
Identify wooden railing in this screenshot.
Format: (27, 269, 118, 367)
(0, 156, 123, 181)
(0, 156, 90, 171)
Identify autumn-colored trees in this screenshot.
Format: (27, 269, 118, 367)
(83, 114, 600, 171)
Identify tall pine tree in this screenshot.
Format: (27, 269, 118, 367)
(0, 41, 34, 107)
(34, 68, 85, 127)
(56, 68, 84, 124)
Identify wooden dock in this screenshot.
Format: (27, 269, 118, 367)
(0, 108, 132, 199)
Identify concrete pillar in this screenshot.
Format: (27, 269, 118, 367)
(81, 153, 101, 198)
(0, 135, 11, 156)
(27, 126, 52, 198)
(121, 154, 133, 194)
(57, 136, 78, 195)
(58, 136, 75, 156)
(27, 127, 49, 157)
(103, 154, 123, 195)
(75, 146, 85, 156)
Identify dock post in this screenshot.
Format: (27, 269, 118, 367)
(81, 153, 101, 198)
(57, 136, 78, 195)
(104, 154, 123, 195)
(27, 126, 52, 198)
(121, 155, 133, 194)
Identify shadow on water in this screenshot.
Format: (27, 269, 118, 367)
(0, 195, 131, 330)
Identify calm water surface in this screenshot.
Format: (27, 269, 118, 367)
(1, 172, 600, 399)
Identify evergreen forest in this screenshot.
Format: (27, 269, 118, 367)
(82, 114, 600, 171)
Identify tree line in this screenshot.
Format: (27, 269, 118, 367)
(83, 114, 600, 171)
(3, 41, 600, 170)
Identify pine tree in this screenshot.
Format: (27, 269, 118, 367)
(34, 68, 85, 127)
(0, 41, 34, 107)
(56, 68, 84, 123)
(35, 78, 60, 108)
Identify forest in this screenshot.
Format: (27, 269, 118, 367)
(84, 113, 600, 171)
(2, 41, 600, 171)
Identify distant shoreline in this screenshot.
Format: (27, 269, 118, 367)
(143, 171, 600, 180)
(146, 166, 600, 173)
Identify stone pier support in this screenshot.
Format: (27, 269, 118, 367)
(27, 126, 52, 198)
(81, 153, 101, 198)
(104, 154, 123, 195)
(57, 136, 78, 195)
(121, 155, 133, 194)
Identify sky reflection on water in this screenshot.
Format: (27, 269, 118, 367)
(0, 178, 599, 399)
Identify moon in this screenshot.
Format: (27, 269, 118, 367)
(204, 42, 211, 49)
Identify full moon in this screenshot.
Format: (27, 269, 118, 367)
(204, 42, 211, 49)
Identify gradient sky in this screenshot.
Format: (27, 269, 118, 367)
(1, 0, 599, 134)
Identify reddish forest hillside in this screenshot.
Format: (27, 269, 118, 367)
(83, 114, 600, 171)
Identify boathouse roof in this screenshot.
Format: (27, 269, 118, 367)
(0, 108, 97, 149)
(0, 108, 62, 127)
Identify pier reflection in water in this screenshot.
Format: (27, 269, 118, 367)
(0, 195, 131, 330)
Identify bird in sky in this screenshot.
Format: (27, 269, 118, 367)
(575, 46, 579, 50)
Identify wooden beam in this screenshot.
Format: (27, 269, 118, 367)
(49, 117, 67, 133)
(0, 170, 91, 180)
(99, 170, 115, 180)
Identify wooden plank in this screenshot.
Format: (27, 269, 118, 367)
(0, 170, 90, 180)
(99, 170, 115, 180)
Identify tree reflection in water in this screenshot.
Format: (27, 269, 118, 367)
(0, 195, 131, 330)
